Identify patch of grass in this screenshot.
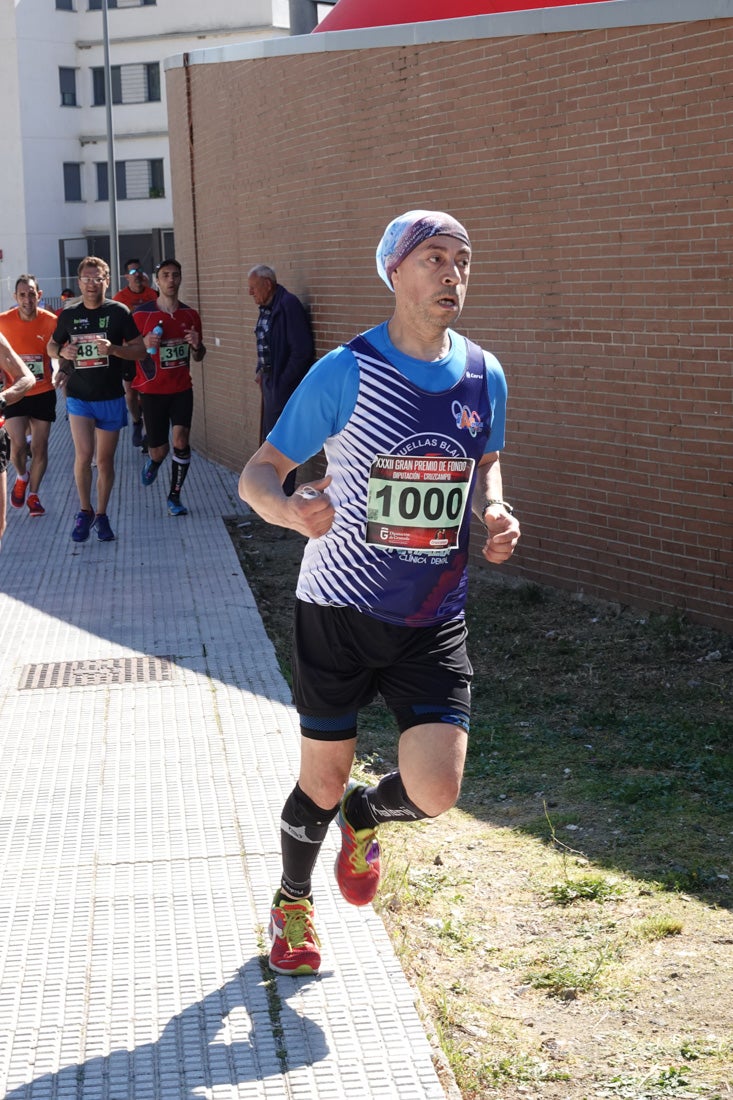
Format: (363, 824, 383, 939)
(634, 915, 684, 940)
(679, 1036, 732, 1063)
(548, 875, 622, 906)
(480, 1051, 571, 1087)
(526, 944, 616, 998)
(255, 928, 287, 1073)
(229, 513, 733, 1100)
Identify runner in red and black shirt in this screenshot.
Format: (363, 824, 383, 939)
(131, 258, 206, 517)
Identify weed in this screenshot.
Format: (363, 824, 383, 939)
(432, 916, 475, 951)
(679, 1036, 732, 1062)
(481, 1052, 570, 1086)
(255, 928, 287, 1073)
(548, 875, 622, 905)
(634, 915, 683, 940)
(527, 944, 615, 998)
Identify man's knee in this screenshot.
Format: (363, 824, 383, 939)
(405, 777, 462, 819)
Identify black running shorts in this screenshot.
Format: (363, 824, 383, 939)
(4, 389, 57, 422)
(292, 600, 472, 741)
(140, 388, 193, 449)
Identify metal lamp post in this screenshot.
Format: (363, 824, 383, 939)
(102, 0, 120, 294)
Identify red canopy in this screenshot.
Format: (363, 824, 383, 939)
(315, 0, 614, 33)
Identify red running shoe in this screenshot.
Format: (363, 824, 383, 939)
(268, 893, 321, 975)
(26, 493, 45, 517)
(335, 781, 381, 906)
(11, 476, 28, 509)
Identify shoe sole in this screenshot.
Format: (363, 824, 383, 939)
(268, 958, 319, 976)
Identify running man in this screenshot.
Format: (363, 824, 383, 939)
(0, 332, 35, 548)
(131, 258, 205, 517)
(0, 275, 60, 516)
(48, 256, 146, 543)
(239, 210, 521, 974)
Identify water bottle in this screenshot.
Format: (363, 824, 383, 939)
(146, 323, 164, 354)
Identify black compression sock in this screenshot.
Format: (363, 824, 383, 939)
(346, 771, 430, 830)
(280, 783, 339, 899)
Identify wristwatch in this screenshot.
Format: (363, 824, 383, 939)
(482, 498, 514, 517)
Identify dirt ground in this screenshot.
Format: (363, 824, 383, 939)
(226, 512, 733, 1100)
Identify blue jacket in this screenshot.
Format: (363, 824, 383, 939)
(257, 284, 314, 432)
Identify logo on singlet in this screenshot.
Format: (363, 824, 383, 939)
(451, 400, 484, 438)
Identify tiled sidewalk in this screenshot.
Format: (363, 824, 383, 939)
(0, 408, 453, 1099)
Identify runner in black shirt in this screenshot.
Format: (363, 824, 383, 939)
(48, 256, 145, 543)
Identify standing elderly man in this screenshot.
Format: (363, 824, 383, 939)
(239, 210, 521, 976)
(48, 256, 146, 543)
(247, 264, 314, 497)
(0, 332, 36, 549)
(0, 275, 59, 516)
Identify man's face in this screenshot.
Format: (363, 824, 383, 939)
(78, 265, 109, 306)
(391, 235, 471, 332)
(14, 280, 40, 321)
(124, 266, 146, 293)
(156, 265, 182, 296)
(248, 275, 275, 308)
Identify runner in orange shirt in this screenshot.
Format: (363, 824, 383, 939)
(113, 258, 157, 448)
(0, 332, 35, 547)
(0, 275, 59, 516)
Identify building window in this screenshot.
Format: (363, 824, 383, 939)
(97, 159, 165, 201)
(56, 0, 74, 10)
(59, 67, 78, 107)
(92, 62, 160, 106)
(88, 1, 156, 9)
(63, 163, 83, 202)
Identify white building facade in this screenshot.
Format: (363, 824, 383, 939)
(0, 0, 295, 308)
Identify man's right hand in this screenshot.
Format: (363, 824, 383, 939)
(288, 478, 334, 538)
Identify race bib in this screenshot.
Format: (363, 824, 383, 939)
(365, 454, 475, 552)
(22, 354, 45, 379)
(159, 340, 190, 369)
(71, 333, 108, 368)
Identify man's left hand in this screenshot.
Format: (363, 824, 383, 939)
(481, 511, 521, 564)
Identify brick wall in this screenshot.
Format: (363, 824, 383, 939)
(167, 16, 733, 631)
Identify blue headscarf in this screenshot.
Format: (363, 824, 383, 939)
(376, 209, 471, 291)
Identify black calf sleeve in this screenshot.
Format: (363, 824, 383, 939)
(347, 770, 430, 831)
(170, 445, 191, 496)
(280, 783, 339, 899)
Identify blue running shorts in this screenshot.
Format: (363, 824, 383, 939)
(66, 396, 128, 431)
